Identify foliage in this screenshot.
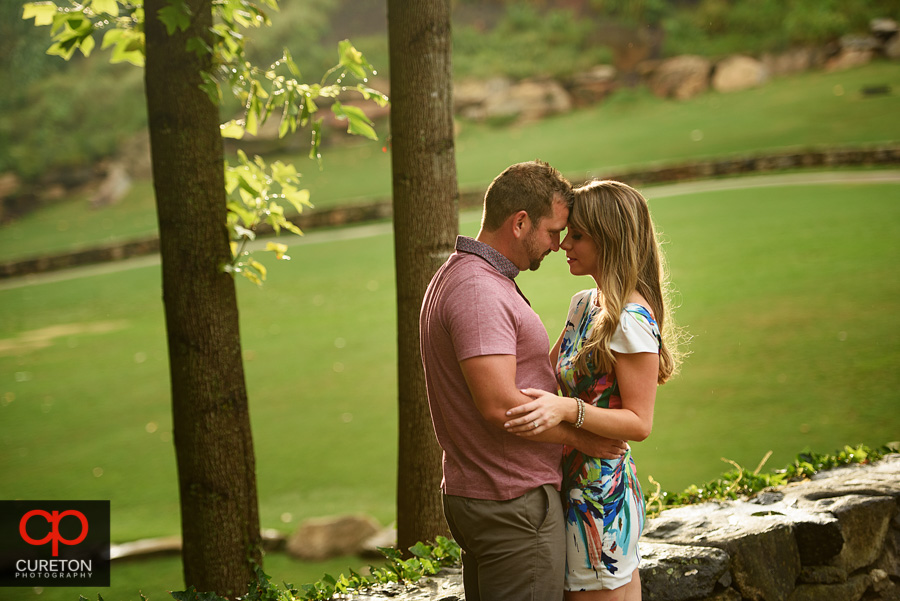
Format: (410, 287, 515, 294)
(453, 4, 612, 80)
(22, 0, 387, 284)
(645, 443, 898, 517)
(663, 0, 900, 57)
(167, 537, 462, 601)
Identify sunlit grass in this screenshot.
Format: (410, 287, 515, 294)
(2, 181, 897, 546)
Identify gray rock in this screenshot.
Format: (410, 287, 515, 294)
(639, 541, 731, 601)
(454, 77, 512, 117)
(90, 161, 132, 209)
(352, 568, 464, 601)
(761, 48, 817, 76)
(798, 565, 847, 584)
(826, 49, 874, 71)
(477, 78, 573, 124)
(567, 64, 618, 106)
(874, 519, 900, 578)
(712, 55, 769, 93)
(822, 495, 897, 573)
(286, 514, 381, 561)
(870, 18, 899, 36)
(643, 502, 802, 601)
(648, 55, 711, 100)
(840, 34, 880, 52)
(700, 589, 743, 601)
(885, 34, 900, 60)
(785, 454, 900, 501)
(787, 573, 871, 601)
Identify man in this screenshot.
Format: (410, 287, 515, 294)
(420, 160, 622, 601)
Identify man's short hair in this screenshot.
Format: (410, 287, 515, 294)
(481, 160, 573, 231)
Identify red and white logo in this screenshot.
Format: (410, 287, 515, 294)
(19, 510, 89, 557)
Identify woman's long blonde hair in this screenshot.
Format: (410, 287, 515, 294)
(569, 180, 682, 384)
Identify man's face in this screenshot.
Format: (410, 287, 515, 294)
(522, 198, 569, 271)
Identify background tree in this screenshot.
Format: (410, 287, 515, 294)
(387, 0, 457, 552)
(144, 0, 261, 595)
(24, 0, 383, 595)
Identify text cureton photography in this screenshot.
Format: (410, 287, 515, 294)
(0, 501, 110, 587)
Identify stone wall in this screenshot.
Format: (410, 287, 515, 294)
(350, 454, 900, 601)
(2, 145, 898, 280)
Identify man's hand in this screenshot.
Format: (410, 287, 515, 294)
(560, 426, 628, 459)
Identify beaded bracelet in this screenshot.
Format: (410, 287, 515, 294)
(574, 397, 585, 429)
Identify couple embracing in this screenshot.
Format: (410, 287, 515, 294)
(420, 160, 681, 601)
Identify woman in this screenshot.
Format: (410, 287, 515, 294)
(504, 180, 681, 600)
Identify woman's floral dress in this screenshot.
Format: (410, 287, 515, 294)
(556, 289, 661, 591)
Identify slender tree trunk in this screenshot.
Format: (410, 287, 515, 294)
(144, 0, 261, 595)
(387, 0, 457, 553)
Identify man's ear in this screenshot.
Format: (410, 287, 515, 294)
(511, 210, 530, 240)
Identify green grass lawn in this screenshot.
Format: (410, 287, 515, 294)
(1, 61, 899, 262)
(2, 177, 897, 528)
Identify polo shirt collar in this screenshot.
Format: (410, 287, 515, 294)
(455, 236, 520, 280)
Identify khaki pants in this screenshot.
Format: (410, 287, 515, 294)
(442, 484, 565, 601)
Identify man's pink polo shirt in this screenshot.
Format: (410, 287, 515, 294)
(420, 236, 563, 501)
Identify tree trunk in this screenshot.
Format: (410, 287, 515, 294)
(144, 0, 261, 595)
(387, 0, 458, 553)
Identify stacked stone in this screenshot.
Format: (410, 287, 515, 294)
(640, 454, 900, 601)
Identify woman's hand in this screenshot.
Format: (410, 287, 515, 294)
(503, 388, 576, 436)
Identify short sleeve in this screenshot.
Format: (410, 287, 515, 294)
(610, 307, 660, 354)
(566, 289, 593, 324)
(445, 273, 519, 361)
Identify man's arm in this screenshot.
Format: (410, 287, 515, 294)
(460, 354, 626, 458)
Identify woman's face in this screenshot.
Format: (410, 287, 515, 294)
(560, 225, 600, 280)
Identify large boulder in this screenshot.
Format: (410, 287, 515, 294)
(761, 48, 817, 77)
(643, 501, 803, 601)
(286, 514, 381, 561)
(712, 55, 769, 93)
(499, 78, 572, 123)
(454, 77, 513, 118)
(566, 65, 618, 106)
(647, 55, 711, 100)
(826, 48, 874, 71)
(458, 77, 573, 124)
(640, 541, 731, 601)
(819, 495, 897, 573)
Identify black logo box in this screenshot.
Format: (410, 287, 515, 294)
(0, 501, 110, 587)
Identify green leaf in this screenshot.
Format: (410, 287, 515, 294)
(157, 3, 191, 35)
(100, 28, 123, 50)
(47, 38, 79, 60)
(356, 84, 390, 107)
(199, 71, 222, 105)
(78, 33, 95, 57)
(248, 259, 267, 282)
(309, 118, 322, 164)
(23, 2, 58, 26)
(108, 30, 144, 66)
(408, 542, 432, 558)
(186, 36, 210, 59)
(283, 48, 301, 77)
(265, 242, 291, 260)
(331, 101, 377, 140)
(245, 94, 260, 136)
(337, 39, 369, 79)
(89, 0, 119, 17)
(220, 119, 245, 139)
